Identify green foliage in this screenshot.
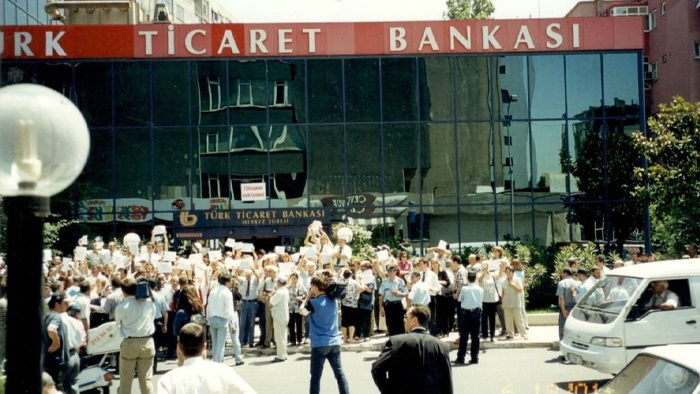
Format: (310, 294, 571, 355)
(633, 97, 700, 256)
(444, 0, 495, 20)
(332, 223, 375, 261)
(508, 236, 557, 309)
(43, 214, 79, 256)
(551, 242, 620, 283)
(561, 120, 644, 249)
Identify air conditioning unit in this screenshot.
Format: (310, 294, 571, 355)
(644, 70, 658, 81)
(153, 3, 171, 23)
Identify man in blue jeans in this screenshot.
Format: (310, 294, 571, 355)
(206, 274, 236, 363)
(238, 269, 259, 347)
(305, 274, 350, 394)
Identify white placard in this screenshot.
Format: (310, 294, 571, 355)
(376, 250, 389, 262)
(274, 246, 285, 255)
(140, 246, 148, 255)
(209, 250, 222, 261)
(239, 258, 252, 270)
(153, 225, 167, 235)
(305, 247, 318, 260)
(74, 247, 87, 262)
(112, 254, 125, 269)
(278, 262, 294, 276)
(138, 254, 150, 263)
(163, 251, 177, 262)
(150, 253, 161, 263)
(177, 259, 191, 271)
(225, 257, 236, 270)
(158, 262, 172, 273)
(437, 240, 448, 251)
(320, 253, 333, 266)
(78, 235, 88, 246)
(239, 243, 255, 253)
(189, 253, 203, 264)
(194, 263, 206, 278)
(225, 238, 236, 248)
(62, 258, 72, 272)
(309, 220, 322, 231)
(128, 243, 139, 257)
(291, 253, 300, 263)
(100, 250, 111, 261)
(241, 182, 267, 201)
(488, 259, 501, 271)
(43, 249, 52, 262)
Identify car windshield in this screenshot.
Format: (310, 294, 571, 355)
(601, 354, 699, 394)
(571, 275, 644, 324)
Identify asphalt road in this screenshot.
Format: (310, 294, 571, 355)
(108, 347, 612, 394)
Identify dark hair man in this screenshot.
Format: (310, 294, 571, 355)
(43, 292, 80, 394)
(305, 274, 350, 394)
(371, 305, 453, 394)
(115, 277, 157, 394)
(156, 323, 255, 394)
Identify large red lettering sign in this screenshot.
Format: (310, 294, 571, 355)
(0, 18, 643, 60)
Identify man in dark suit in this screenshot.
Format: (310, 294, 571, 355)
(371, 305, 453, 394)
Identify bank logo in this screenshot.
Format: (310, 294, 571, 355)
(179, 211, 198, 227)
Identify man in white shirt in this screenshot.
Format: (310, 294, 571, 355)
(206, 274, 237, 363)
(115, 278, 157, 394)
(157, 323, 256, 394)
(415, 258, 440, 336)
(269, 276, 290, 362)
(407, 271, 430, 307)
(645, 280, 679, 310)
(333, 237, 352, 271)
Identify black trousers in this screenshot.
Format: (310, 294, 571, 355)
(383, 301, 405, 336)
(152, 318, 164, 373)
(436, 295, 454, 335)
(428, 296, 438, 336)
(357, 308, 372, 338)
(288, 312, 303, 344)
(457, 308, 481, 363)
(481, 302, 498, 339)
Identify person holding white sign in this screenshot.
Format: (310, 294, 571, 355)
(332, 237, 352, 271)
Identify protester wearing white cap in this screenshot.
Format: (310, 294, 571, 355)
(270, 275, 290, 362)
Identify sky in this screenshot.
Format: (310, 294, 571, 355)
(221, 0, 584, 23)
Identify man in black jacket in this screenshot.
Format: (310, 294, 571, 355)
(371, 305, 453, 394)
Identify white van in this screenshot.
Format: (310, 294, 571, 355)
(560, 259, 700, 374)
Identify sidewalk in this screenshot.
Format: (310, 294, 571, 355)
(228, 324, 560, 358)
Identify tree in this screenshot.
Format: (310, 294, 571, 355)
(632, 97, 700, 255)
(444, 0, 495, 20)
(561, 115, 645, 253)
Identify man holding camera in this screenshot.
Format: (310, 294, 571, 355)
(115, 277, 157, 394)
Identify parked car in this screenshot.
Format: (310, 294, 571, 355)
(599, 344, 700, 393)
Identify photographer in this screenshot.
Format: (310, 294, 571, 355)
(115, 277, 157, 394)
(304, 274, 350, 394)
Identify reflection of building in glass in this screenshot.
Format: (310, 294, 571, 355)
(0, 18, 648, 250)
(567, 99, 644, 243)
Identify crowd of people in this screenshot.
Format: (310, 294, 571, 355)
(31, 222, 545, 394)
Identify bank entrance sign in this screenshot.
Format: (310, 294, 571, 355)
(0, 17, 643, 60)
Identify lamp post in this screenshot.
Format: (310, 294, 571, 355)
(0, 84, 90, 393)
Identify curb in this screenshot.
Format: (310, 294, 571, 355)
(228, 338, 561, 358)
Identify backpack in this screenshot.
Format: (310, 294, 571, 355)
(190, 313, 208, 327)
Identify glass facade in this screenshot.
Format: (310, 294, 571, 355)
(0, 51, 646, 248)
(2, 0, 54, 25)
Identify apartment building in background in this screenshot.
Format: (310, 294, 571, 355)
(566, 0, 700, 111)
(3, 0, 234, 25)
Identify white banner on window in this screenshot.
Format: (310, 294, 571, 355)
(241, 182, 267, 201)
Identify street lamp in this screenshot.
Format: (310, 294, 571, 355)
(0, 84, 90, 394)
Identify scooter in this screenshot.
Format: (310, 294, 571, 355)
(78, 321, 120, 394)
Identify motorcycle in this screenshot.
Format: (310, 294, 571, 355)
(78, 321, 120, 393)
